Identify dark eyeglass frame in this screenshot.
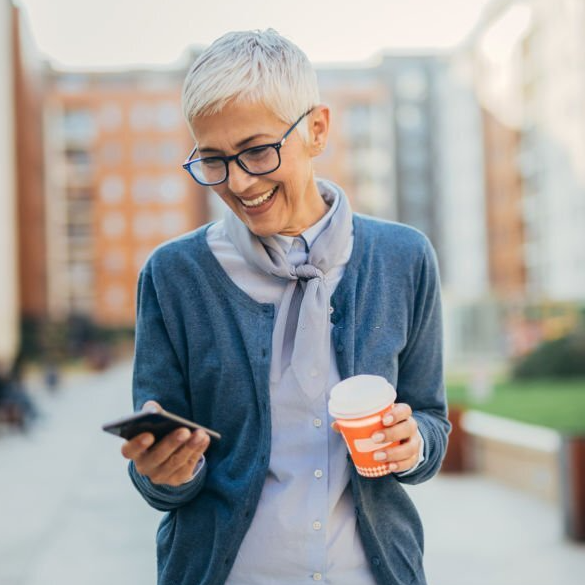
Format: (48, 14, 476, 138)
(182, 109, 313, 186)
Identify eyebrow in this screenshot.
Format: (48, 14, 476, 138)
(198, 133, 275, 154)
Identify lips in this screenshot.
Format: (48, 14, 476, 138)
(238, 186, 278, 209)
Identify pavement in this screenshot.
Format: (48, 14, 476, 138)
(0, 362, 160, 585)
(0, 361, 583, 585)
(406, 476, 585, 585)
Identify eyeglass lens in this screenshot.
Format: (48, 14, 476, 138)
(190, 145, 280, 185)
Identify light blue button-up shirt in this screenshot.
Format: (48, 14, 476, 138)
(201, 193, 423, 584)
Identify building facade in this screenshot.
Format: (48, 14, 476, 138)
(475, 0, 585, 301)
(13, 2, 47, 329)
(316, 54, 488, 303)
(44, 67, 209, 327)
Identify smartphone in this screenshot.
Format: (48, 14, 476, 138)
(102, 406, 221, 442)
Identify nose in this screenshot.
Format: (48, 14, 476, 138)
(226, 160, 257, 194)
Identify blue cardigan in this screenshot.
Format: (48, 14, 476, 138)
(129, 214, 450, 585)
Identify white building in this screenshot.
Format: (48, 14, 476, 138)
(479, 0, 585, 300)
(434, 50, 489, 301)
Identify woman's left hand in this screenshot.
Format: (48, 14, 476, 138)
(369, 403, 420, 473)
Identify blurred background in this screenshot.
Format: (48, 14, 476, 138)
(1, 0, 584, 584)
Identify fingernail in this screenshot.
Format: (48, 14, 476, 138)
(383, 415, 394, 426)
(141, 435, 154, 447)
(176, 429, 190, 442)
(389, 463, 398, 471)
(373, 451, 387, 461)
(372, 432, 385, 443)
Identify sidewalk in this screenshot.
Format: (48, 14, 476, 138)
(406, 472, 585, 585)
(0, 361, 161, 585)
(0, 361, 583, 584)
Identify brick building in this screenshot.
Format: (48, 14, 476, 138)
(44, 64, 209, 327)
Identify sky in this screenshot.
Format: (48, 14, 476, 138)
(16, 0, 493, 69)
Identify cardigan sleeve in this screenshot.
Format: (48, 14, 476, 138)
(394, 236, 451, 485)
(127, 267, 206, 511)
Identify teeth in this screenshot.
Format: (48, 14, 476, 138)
(240, 187, 277, 208)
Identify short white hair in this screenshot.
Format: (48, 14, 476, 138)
(182, 29, 320, 142)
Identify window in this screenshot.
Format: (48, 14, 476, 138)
(133, 212, 157, 239)
(395, 69, 428, 100)
(63, 110, 96, 144)
(130, 102, 152, 130)
(100, 103, 123, 131)
(344, 105, 371, 140)
(396, 105, 424, 130)
(101, 142, 123, 165)
(100, 176, 125, 204)
(132, 142, 154, 166)
(159, 141, 181, 165)
(102, 212, 126, 238)
(134, 248, 151, 271)
(69, 263, 92, 287)
(132, 177, 155, 203)
(156, 101, 181, 130)
(56, 74, 89, 93)
(159, 175, 185, 203)
(161, 211, 186, 236)
(103, 250, 125, 273)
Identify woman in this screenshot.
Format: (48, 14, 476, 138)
(122, 29, 450, 585)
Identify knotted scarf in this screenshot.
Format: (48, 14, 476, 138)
(224, 179, 353, 401)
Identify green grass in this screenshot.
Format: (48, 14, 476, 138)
(446, 378, 585, 435)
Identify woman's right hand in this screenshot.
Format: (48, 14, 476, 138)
(121, 400, 210, 487)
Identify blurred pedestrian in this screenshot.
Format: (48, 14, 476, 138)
(43, 362, 61, 393)
(120, 29, 449, 585)
(0, 355, 38, 431)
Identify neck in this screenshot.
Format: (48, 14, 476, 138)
(279, 180, 329, 237)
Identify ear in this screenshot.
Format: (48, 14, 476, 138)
(308, 105, 330, 157)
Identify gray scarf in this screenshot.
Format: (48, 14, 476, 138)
(224, 179, 353, 401)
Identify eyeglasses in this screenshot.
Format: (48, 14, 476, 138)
(182, 109, 313, 186)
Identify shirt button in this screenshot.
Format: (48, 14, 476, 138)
(313, 573, 322, 581)
(314, 469, 323, 479)
(310, 368, 319, 378)
(313, 418, 322, 428)
(313, 521, 322, 531)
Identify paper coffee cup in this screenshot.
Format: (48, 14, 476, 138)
(328, 375, 397, 478)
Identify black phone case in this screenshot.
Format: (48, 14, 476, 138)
(102, 409, 221, 442)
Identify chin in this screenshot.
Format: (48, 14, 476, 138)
(245, 222, 280, 238)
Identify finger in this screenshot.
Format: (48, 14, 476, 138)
(142, 400, 162, 412)
(158, 431, 210, 477)
(164, 458, 203, 487)
(164, 433, 210, 481)
(382, 403, 412, 427)
(372, 446, 419, 473)
(330, 421, 340, 433)
(385, 455, 419, 474)
(121, 432, 155, 460)
(374, 439, 419, 464)
(371, 416, 418, 445)
(135, 427, 192, 472)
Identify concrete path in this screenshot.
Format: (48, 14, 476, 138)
(406, 475, 585, 585)
(0, 362, 161, 585)
(0, 361, 583, 585)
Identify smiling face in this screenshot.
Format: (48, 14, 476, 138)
(190, 101, 329, 237)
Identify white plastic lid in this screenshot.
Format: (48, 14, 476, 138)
(328, 374, 396, 420)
